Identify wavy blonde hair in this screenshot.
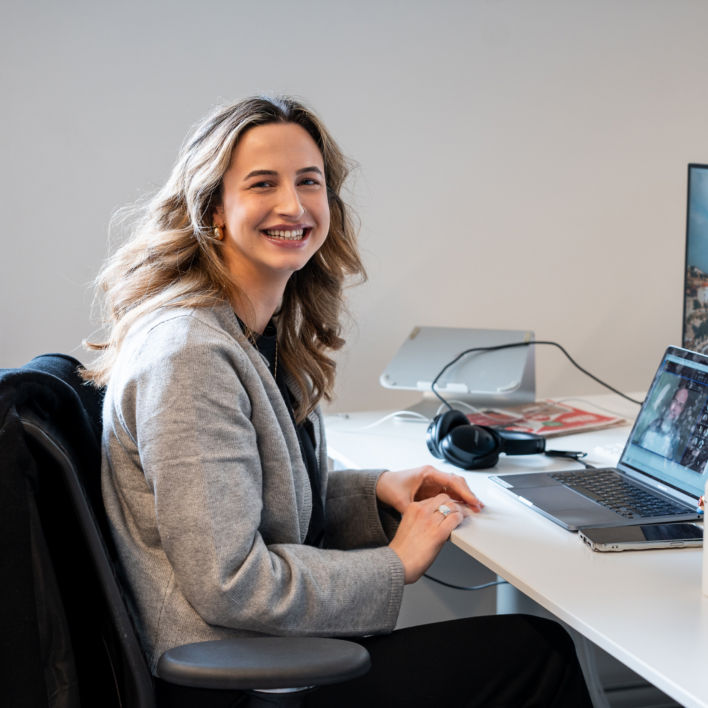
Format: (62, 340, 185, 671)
(84, 96, 365, 421)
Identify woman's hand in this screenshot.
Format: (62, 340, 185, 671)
(389, 493, 468, 583)
(376, 465, 483, 515)
(378, 466, 484, 584)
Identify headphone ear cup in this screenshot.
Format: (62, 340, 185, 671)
(440, 424, 502, 470)
(496, 429, 546, 455)
(426, 410, 469, 459)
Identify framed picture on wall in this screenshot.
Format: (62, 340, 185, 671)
(683, 163, 708, 353)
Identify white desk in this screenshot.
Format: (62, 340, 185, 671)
(324, 395, 707, 708)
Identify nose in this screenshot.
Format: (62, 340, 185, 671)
(276, 184, 305, 218)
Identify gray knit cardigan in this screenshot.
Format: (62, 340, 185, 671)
(101, 302, 405, 672)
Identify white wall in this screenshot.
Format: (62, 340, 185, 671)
(2, 0, 707, 413)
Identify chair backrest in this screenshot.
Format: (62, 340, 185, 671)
(0, 354, 156, 708)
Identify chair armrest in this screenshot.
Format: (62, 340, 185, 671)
(157, 637, 371, 691)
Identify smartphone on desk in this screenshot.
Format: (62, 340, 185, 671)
(578, 522, 703, 552)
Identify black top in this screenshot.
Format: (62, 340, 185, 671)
(253, 322, 326, 547)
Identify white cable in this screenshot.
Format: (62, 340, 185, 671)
(439, 399, 482, 414)
(328, 410, 429, 433)
(553, 396, 631, 420)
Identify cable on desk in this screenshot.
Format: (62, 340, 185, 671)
(327, 410, 430, 432)
(350, 410, 429, 430)
(544, 450, 596, 469)
(423, 573, 508, 592)
(435, 399, 482, 415)
(552, 395, 631, 421)
(430, 341, 644, 411)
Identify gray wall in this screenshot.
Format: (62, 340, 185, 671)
(3, 0, 707, 413)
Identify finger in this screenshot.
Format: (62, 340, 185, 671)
(418, 469, 483, 510)
(433, 490, 482, 516)
(433, 503, 465, 535)
(413, 466, 450, 501)
(431, 498, 465, 525)
(425, 492, 471, 512)
(425, 492, 456, 509)
(443, 474, 484, 511)
(455, 501, 479, 518)
(440, 509, 465, 534)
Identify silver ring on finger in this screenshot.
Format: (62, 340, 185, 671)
(436, 503, 452, 517)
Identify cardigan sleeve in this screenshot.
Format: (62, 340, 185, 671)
(106, 312, 404, 638)
(324, 468, 401, 548)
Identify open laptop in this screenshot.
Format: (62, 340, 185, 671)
(490, 345, 708, 531)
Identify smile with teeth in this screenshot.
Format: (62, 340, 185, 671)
(264, 228, 308, 241)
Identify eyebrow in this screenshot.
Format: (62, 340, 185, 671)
(242, 166, 323, 181)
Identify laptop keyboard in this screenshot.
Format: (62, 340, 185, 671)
(550, 469, 688, 520)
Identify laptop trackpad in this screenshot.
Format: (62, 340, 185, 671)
(519, 487, 620, 529)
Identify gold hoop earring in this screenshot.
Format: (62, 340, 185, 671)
(212, 224, 224, 241)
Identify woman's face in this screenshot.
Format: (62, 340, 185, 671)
(214, 121, 330, 297)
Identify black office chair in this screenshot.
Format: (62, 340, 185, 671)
(0, 354, 370, 708)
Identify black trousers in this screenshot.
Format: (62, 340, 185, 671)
(157, 615, 592, 708)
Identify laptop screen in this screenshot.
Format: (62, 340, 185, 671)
(619, 346, 708, 499)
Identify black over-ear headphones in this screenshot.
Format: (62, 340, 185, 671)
(426, 410, 546, 470)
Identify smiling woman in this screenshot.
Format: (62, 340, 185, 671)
(81, 96, 591, 707)
(214, 122, 331, 334)
(85, 96, 361, 423)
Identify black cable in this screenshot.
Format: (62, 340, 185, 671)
(423, 573, 508, 591)
(430, 340, 644, 410)
(544, 450, 596, 469)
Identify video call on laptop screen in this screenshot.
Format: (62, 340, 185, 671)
(622, 349, 708, 499)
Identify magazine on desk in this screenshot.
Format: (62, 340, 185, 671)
(465, 399, 625, 437)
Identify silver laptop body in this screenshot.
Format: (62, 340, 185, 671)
(491, 346, 707, 531)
